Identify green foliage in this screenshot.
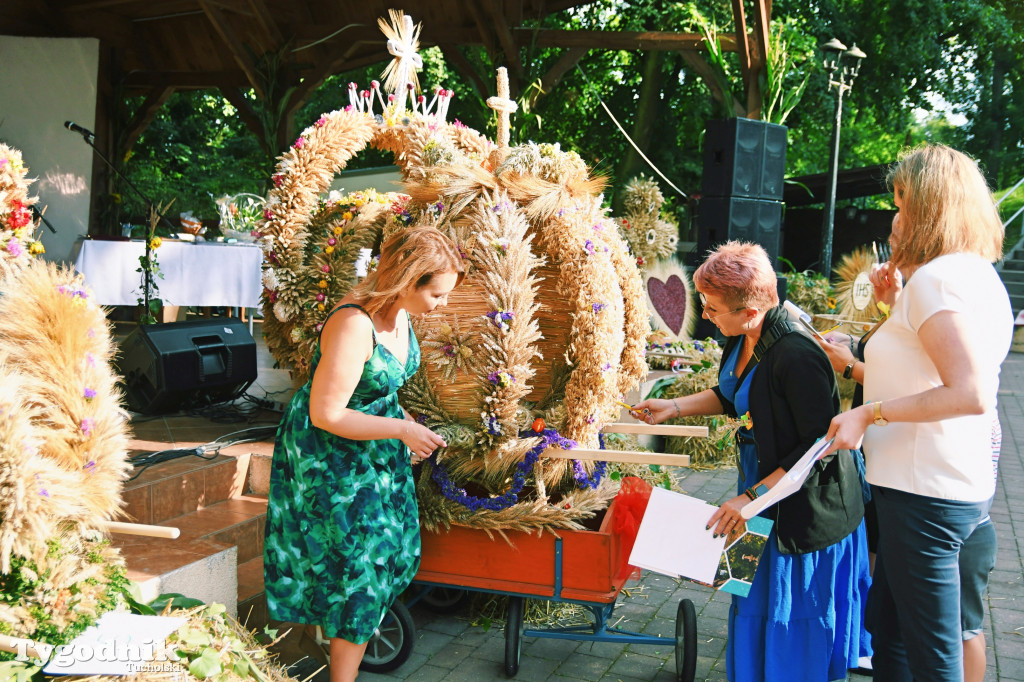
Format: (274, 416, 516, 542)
(121, 90, 265, 225)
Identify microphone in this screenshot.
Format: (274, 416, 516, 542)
(64, 121, 95, 141)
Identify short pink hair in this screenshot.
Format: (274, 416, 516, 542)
(693, 241, 778, 310)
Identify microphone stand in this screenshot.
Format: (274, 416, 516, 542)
(29, 205, 57, 234)
(74, 131, 177, 325)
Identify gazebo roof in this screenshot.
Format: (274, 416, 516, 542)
(1, 0, 727, 96)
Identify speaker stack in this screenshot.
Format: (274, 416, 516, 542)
(117, 319, 258, 414)
(696, 118, 787, 268)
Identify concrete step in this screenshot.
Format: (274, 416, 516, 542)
(1003, 258, 1024, 271)
(1001, 269, 1024, 283)
(113, 494, 268, 618)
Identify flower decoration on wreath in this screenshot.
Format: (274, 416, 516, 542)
(258, 12, 651, 534)
(0, 144, 46, 279)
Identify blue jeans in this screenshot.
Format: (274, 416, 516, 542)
(868, 485, 987, 682)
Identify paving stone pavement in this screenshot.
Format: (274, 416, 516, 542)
(348, 352, 1024, 682)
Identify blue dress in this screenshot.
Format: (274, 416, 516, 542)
(719, 346, 872, 682)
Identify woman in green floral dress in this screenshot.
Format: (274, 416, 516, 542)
(264, 227, 463, 682)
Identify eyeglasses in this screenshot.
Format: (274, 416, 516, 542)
(698, 292, 752, 321)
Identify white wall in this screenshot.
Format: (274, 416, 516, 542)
(0, 36, 99, 265)
(330, 166, 403, 195)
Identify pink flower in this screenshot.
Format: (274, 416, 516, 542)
(321, 264, 330, 273)
(272, 174, 283, 188)
(316, 293, 326, 302)
(263, 208, 274, 221)
(327, 237, 337, 246)
(316, 116, 327, 127)
(6, 239, 24, 257)
(81, 417, 95, 436)
(293, 137, 306, 149)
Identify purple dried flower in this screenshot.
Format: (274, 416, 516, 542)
(584, 239, 595, 255)
(592, 303, 606, 313)
(84, 387, 97, 401)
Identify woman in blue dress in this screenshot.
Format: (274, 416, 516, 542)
(632, 241, 871, 681)
(264, 226, 464, 682)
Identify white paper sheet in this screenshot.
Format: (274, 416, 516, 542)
(42, 611, 186, 676)
(628, 487, 727, 584)
(740, 437, 835, 520)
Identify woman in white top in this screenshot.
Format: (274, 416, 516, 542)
(826, 144, 1012, 682)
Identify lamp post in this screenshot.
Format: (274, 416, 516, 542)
(818, 38, 867, 277)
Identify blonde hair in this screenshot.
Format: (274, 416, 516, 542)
(694, 241, 779, 310)
(887, 145, 1004, 267)
(353, 226, 465, 316)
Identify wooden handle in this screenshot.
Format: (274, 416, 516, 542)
(100, 521, 180, 539)
(542, 447, 690, 467)
(602, 422, 709, 437)
(0, 634, 46, 660)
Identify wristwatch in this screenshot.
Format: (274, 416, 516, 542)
(873, 401, 889, 426)
(842, 361, 857, 380)
(744, 482, 770, 501)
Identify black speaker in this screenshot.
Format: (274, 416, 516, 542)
(701, 118, 787, 200)
(118, 319, 257, 414)
(696, 196, 783, 268)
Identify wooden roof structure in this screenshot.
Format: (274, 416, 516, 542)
(3, 1, 774, 147)
(4, 0, 774, 235)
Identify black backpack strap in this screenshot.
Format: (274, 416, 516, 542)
(752, 317, 796, 364)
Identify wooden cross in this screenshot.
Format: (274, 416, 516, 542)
(486, 67, 518, 150)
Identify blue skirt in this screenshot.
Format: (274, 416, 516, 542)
(726, 521, 872, 682)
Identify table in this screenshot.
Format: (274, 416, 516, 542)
(73, 239, 263, 308)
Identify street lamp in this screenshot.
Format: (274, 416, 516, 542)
(818, 39, 867, 277)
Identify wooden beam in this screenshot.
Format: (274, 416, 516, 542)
(542, 447, 691, 467)
(680, 50, 745, 116)
(601, 423, 709, 438)
(121, 86, 174, 151)
(534, 46, 587, 104)
(219, 86, 270, 154)
(484, 0, 525, 81)
(512, 28, 737, 52)
(247, 0, 284, 46)
(464, 0, 498, 57)
(438, 43, 492, 102)
(747, 0, 772, 119)
(122, 69, 248, 89)
(198, 0, 263, 97)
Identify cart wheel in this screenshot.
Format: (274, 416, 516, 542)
(360, 599, 416, 673)
(418, 586, 470, 614)
(675, 598, 697, 682)
(504, 596, 525, 677)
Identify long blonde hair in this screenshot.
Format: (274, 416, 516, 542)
(352, 226, 464, 316)
(886, 145, 1004, 268)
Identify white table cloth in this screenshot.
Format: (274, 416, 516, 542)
(72, 239, 263, 308)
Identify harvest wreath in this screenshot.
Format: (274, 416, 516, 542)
(257, 13, 652, 533)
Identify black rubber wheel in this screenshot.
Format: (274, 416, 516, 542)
(360, 599, 416, 673)
(675, 598, 697, 682)
(418, 586, 471, 614)
(504, 596, 525, 677)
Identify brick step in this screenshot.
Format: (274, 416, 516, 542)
(237, 557, 268, 631)
(120, 453, 249, 525)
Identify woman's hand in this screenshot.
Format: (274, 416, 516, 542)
(402, 422, 447, 463)
(706, 494, 749, 538)
(816, 333, 856, 374)
(628, 398, 677, 425)
(870, 261, 903, 307)
(825, 404, 873, 454)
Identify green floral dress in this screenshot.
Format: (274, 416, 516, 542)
(263, 303, 421, 642)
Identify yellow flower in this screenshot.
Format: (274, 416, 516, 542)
(110, 193, 122, 204)
(317, 303, 325, 311)
(333, 227, 343, 235)
(28, 241, 45, 255)
(149, 237, 162, 250)
(318, 279, 328, 289)
(325, 246, 334, 254)
(876, 301, 891, 318)
(342, 211, 353, 221)
(353, 198, 364, 207)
